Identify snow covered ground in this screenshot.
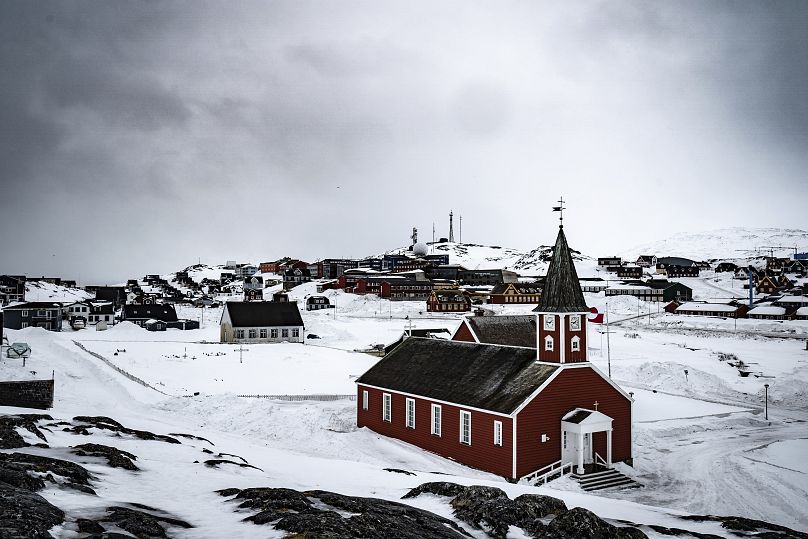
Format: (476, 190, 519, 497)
(3, 270, 808, 534)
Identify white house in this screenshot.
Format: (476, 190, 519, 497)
(220, 301, 304, 344)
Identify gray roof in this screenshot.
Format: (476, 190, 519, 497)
(356, 338, 558, 415)
(123, 304, 178, 322)
(466, 315, 536, 348)
(225, 301, 303, 327)
(534, 227, 588, 313)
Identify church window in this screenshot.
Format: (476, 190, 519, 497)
(571, 336, 581, 352)
(544, 335, 554, 351)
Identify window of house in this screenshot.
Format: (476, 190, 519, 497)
(236, 329, 244, 339)
(21, 322, 28, 329)
(543, 315, 555, 330)
(563, 431, 567, 449)
(271, 329, 278, 338)
(494, 420, 503, 446)
(282, 329, 289, 338)
(260, 329, 267, 338)
(292, 328, 299, 338)
(544, 336, 554, 351)
(431, 404, 441, 436)
(362, 390, 368, 411)
(383, 393, 391, 422)
(569, 315, 581, 331)
(249, 329, 257, 339)
(406, 398, 415, 429)
(571, 336, 581, 352)
(21, 310, 28, 317)
(460, 411, 471, 445)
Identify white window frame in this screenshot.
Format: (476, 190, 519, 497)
(544, 335, 554, 351)
(571, 335, 581, 352)
(431, 404, 441, 436)
(22, 310, 28, 317)
(21, 322, 28, 329)
(459, 410, 471, 445)
(383, 393, 391, 422)
(235, 329, 245, 339)
(569, 315, 581, 331)
(260, 328, 267, 338)
(543, 315, 555, 330)
(494, 420, 503, 446)
(271, 328, 278, 338)
(362, 390, 368, 411)
(282, 328, 289, 338)
(248, 329, 257, 339)
(406, 398, 415, 429)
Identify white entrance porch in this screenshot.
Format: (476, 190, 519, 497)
(561, 408, 613, 475)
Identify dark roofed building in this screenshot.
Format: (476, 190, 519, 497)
(489, 282, 541, 304)
(356, 221, 632, 482)
(122, 304, 178, 327)
(220, 301, 304, 343)
(2, 301, 63, 331)
(452, 314, 536, 348)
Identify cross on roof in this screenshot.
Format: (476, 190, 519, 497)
(593, 401, 599, 411)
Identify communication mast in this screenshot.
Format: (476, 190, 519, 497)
(449, 211, 454, 243)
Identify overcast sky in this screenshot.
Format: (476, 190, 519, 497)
(1, 1, 807, 283)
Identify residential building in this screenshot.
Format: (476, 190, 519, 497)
(1, 302, 63, 331)
(220, 301, 304, 343)
(306, 296, 332, 311)
(488, 282, 541, 304)
(121, 304, 178, 327)
(426, 290, 472, 313)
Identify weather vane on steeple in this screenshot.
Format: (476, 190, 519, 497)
(552, 196, 565, 227)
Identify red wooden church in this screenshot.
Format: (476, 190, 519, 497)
(356, 224, 633, 482)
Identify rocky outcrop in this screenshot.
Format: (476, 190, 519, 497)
(680, 514, 808, 538)
(220, 487, 471, 538)
(543, 507, 647, 539)
(404, 482, 643, 539)
(0, 413, 52, 449)
(0, 482, 65, 538)
(70, 416, 181, 444)
(203, 459, 262, 471)
(0, 451, 94, 493)
(99, 506, 193, 538)
(72, 443, 139, 471)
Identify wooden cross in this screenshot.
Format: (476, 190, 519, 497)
(593, 401, 599, 411)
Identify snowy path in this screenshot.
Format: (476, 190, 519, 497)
(609, 409, 808, 531)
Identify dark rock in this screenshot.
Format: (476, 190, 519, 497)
(217, 451, 246, 463)
(65, 482, 97, 495)
(542, 507, 647, 539)
(72, 443, 139, 471)
(216, 488, 241, 497)
(401, 481, 469, 499)
(224, 486, 470, 538)
(71, 416, 181, 445)
(0, 482, 65, 538)
(77, 518, 105, 533)
(0, 452, 93, 490)
(680, 514, 808, 538)
(513, 494, 568, 519)
(0, 413, 52, 449)
(203, 459, 262, 471)
(169, 432, 214, 445)
(102, 506, 193, 538)
(202, 448, 214, 454)
(384, 467, 416, 476)
(0, 460, 47, 491)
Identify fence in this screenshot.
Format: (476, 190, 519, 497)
(236, 394, 356, 402)
(72, 340, 171, 396)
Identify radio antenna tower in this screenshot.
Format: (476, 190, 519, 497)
(449, 211, 454, 242)
(411, 227, 418, 246)
(459, 215, 462, 244)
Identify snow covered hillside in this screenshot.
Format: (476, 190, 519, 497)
(621, 227, 808, 261)
(383, 241, 595, 275)
(24, 280, 92, 303)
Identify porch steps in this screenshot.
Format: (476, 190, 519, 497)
(571, 468, 641, 491)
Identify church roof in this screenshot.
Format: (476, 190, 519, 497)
(465, 315, 536, 348)
(356, 338, 558, 415)
(534, 226, 589, 313)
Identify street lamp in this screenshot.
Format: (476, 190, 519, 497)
(764, 383, 769, 420)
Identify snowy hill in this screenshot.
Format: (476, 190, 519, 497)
(24, 280, 92, 303)
(382, 241, 594, 275)
(621, 227, 808, 261)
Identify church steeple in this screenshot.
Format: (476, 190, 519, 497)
(534, 204, 589, 364)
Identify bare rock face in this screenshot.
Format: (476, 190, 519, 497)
(71, 416, 181, 444)
(72, 443, 139, 471)
(542, 507, 646, 539)
(403, 481, 645, 539)
(101, 506, 193, 539)
(0, 452, 94, 493)
(0, 414, 52, 449)
(221, 487, 471, 538)
(0, 482, 65, 539)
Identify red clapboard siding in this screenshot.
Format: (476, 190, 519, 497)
(357, 385, 514, 478)
(451, 321, 476, 343)
(537, 315, 561, 362)
(515, 366, 631, 478)
(565, 317, 587, 363)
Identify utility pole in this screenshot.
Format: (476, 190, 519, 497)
(459, 215, 462, 244)
(605, 302, 612, 377)
(764, 383, 769, 420)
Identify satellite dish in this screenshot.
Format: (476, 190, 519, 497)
(412, 243, 428, 256)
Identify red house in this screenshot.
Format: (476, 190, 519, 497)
(356, 225, 633, 482)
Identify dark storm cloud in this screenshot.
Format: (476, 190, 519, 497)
(0, 1, 806, 283)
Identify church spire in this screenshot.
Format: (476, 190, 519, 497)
(535, 224, 588, 313)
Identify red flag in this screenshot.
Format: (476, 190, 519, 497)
(588, 306, 604, 324)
